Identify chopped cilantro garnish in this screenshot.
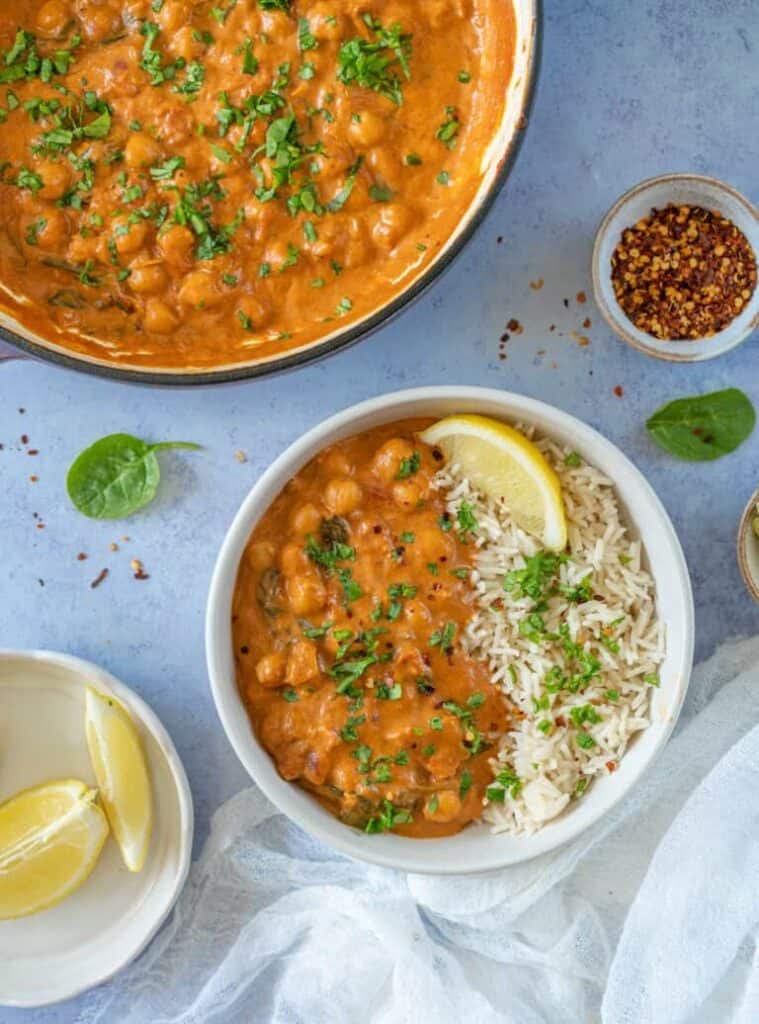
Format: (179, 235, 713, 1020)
(396, 450, 420, 479)
(337, 14, 412, 106)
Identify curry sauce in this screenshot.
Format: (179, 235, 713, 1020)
(233, 419, 512, 838)
(0, 1, 515, 370)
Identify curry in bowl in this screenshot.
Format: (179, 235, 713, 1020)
(232, 416, 666, 838)
(0, 0, 516, 372)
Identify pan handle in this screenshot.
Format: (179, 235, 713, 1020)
(0, 340, 29, 361)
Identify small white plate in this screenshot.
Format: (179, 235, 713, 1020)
(0, 650, 193, 1008)
(592, 173, 759, 362)
(738, 488, 759, 604)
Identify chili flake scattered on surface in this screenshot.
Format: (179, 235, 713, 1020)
(614, 385, 624, 397)
(91, 568, 109, 589)
(77, 552, 88, 561)
(611, 204, 757, 340)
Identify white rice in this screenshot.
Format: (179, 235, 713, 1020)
(434, 428, 665, 835)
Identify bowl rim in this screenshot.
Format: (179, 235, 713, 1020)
(737, 486, 759, 603)
(0, 1, 542, 388)
(0, 648, 194, 1007)
(205, 385, 695, 874)
(591, 171, 759, 364)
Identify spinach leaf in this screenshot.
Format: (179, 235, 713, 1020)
(646, 388, 755, 461)
(67, 433, 200, 519)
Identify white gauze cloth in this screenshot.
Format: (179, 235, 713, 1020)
(77, 635, 759, 1024)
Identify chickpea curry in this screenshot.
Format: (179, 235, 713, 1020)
(0, 1, 515, 370)
(233, 420, 512, 838)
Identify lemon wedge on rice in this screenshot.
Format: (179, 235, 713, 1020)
(85, 687, 153, 872)
(419, 414, 568, 551)
(0, 779, 109, 920)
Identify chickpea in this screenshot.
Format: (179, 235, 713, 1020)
(143, 298, 178, 334)
(34, 209, 70, 249)
(169, 25, 200, 63)
(37, 161, 71, 202)
(324, 477, 363, 516)
(158, 0, 192, 33)
(79, 2, 122, 42)
(348, 109, 387, 148)
(246, 541, 276, 572)
(371, 201, 416, 251)
(280, 541, 309, 577)
(413, 526, 455, 565)
(285, 640, 319, 686)
(178, 270, 222, 309)
(112, 217, 149, 256)
(340, 219, 372, 270)
(391, 479, 421, 509)
(35, 0, 73, 38)
(286, 574, 327, 616)
(291, 503, 322, 535)
(158, 225, 195, 269)
(371, 438, 416, 485)
(255, 651, 286, 688)
(128, 262, 169, 296)
(423, 790, 461, 823)
(124, 132, 162, 170)
(322, 449, 353, 477)
(310, 3, 346, 39)
(366, 148, 398, 183)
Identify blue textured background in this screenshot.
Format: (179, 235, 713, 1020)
(1, 0, 758, 1019)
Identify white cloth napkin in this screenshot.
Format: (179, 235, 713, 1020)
(77, 635, 759, 1024)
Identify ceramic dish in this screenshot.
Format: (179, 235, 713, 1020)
(738, 487, 759, 603)
(592, 173, 759, 362)
(0, 2, 540, 387)
(0, 650, 193, 1008)
(206, 386, 694, 874)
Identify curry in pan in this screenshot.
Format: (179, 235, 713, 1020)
(0, 1, 516, 370)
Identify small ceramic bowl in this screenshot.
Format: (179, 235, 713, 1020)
(206, 386, 694, 875)
(738, 487, 759, 603)
(592, 173, 759, 362)
(0, 650, 193, 1007)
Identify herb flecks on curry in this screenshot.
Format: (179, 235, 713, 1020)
(0, 2, 515, 370)
(232, 420, 512, 837)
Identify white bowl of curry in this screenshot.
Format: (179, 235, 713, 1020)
(206, 386, 694, 873)
(0, 0, 539, 384)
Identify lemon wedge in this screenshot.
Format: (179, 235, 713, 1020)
(85, 687, 153, 872)
(0, 779, 109, 920)
(419, 414, 568, 550)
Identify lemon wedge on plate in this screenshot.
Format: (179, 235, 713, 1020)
(419, 414, 568, 550)
(85, 687, 153, 872)
(0, 779, 109, 920)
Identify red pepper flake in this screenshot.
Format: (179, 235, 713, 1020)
(506, 318, 523, 334)
(20, 434, 28, 445)
(91, 568, 109, 589)
(77, 552, 88, 561)
(611, 204, 757, 340)
(36, 522, 45, 530)
(529, 278, 544, 291)
(606, 761, 618, 773)
(576, 290, 587, 304)
(614, 385, 624, 397)
(583, 317, 592, 329)
(29, 475, 38, 482)
(27, 449, 39, 456)
(131, 558, 150, 581)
